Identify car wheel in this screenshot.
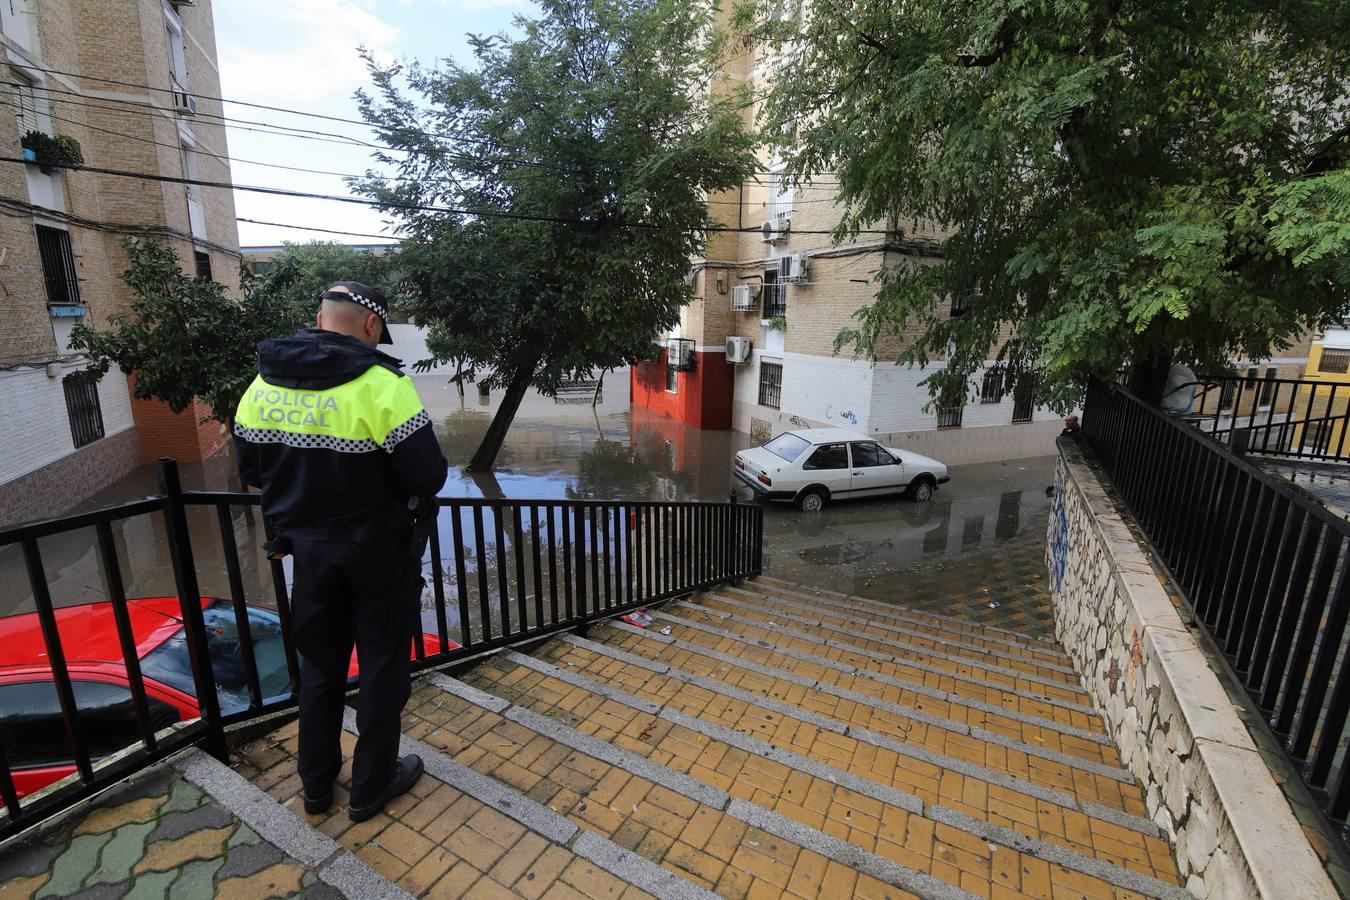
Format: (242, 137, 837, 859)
(796, 487, 828, 512)
(907, 478, 934, 502)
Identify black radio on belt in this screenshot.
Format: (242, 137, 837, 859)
(395, 496, 438, 556)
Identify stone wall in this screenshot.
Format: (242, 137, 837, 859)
(1047, 439, 1336, 898)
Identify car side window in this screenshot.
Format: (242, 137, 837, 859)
(850, 442, 894, 468)
(802, 443, 848, 470)
(0, 681, 178, 769)
(140, 601, 296, 711)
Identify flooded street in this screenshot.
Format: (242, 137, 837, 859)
(1, 369, 1055, 634)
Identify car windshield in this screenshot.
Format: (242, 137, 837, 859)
(140, 600, 294, 711)
(763, 433, 811, 462)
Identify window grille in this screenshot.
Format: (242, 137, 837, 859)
(758, 360, 783, 408)
(980, 370, 1003, 404)
(937, 405, 964, 428)
(36, 225, 80, 306)
(63, 371, 104, 448)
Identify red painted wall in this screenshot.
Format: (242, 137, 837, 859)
(631, 349, 734, 429)
(129, 375, 228, 464)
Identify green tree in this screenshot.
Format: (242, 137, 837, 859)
(354, 0, 757, 471)
(750, 0, 1350, 407)
(253, 241, 400, 320)
(68, 238, 311, 421)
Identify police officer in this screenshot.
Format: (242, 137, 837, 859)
(233, 281, 448, 822)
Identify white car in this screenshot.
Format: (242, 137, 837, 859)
(733, 428, 950, 511)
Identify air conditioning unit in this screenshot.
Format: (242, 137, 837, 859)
(666, 337, 695, 371)
(726, 336, 752, 364)
(783, 253, 808, 284)
(731, 283, 761, 312)
(173, 91, 198, 116)
(760, 217, 790, 244)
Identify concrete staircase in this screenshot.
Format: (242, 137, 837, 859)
(227, 575, 1185, 899)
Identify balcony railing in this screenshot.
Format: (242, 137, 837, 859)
(0, 460, 762, 839)
(1170, 374, 1350, 463)
(1083, 379, 1350, 828)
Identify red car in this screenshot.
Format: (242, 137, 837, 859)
(0, 597, 451, 801)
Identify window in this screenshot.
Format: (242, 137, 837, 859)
(141, 601, 295, 710)
(36, 224, 81, 306)
(13, 74, 51, 137)
(63, 371, 104, 448)
(763, 267, 787, 318)
(0, 680, 178, 769)
(950, 295, 967, 318)
(165, 6, 188, 89)
(763, 432, 810, 462)
(193, 250, 212, 280)
(849, 442, 894, 468)
(1320, 350, 1350, 375)
(665, 358, 678, 393)
(802, 443, 848, 470)
(1260, 367, 1278, 405)
(937, 405, 964, 428)
(1306, 420, 1333, 455)
(1012, 377, 1035, 423)
(980, 370, 1003, 404)
(962, 516, 984, 547)
(758, 359, 783, 408)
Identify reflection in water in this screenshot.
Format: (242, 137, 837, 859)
(2, 366, 1057, 636)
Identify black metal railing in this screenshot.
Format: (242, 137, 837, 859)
(1083, 379, 1350, 825)
(0, 459, 762, 840)
(1171, 374, 1350, 463)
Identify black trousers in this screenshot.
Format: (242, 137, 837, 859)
(290, 535, 422, 805)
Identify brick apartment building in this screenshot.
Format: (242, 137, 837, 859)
(632, 24, 1312, 466)
(0, 0, 240, 526)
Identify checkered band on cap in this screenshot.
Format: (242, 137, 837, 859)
(343, 291, 387, 321)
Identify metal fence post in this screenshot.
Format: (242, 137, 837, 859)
(156, 458, 227, 761)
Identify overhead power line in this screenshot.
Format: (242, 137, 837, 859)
(0, 191, 242, 257)
(236, 218, 399, 242)
(0, 156, 896, 236)
(11, 61, 846, 185)
(15, 83, 847, 191)
(3, 95, 850, 219)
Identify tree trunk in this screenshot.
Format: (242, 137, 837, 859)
(592, 369, 606, 407)
(466, 365, 535, 472)
(1128, 352, 1172, 406)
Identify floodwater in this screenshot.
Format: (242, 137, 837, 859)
(0, 369, 1055, 637)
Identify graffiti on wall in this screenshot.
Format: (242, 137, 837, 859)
(1049, 465, 1069, 593)
(826, 405, 858, 426)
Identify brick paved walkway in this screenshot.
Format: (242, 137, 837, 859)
(224, 577, 1184, 898)
(0, 768, 334, 900)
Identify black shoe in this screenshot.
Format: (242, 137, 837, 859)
(348, 755, 424, 823)
(303, 788, 333, 815)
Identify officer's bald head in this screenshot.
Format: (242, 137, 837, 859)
(316, 287, 382, 346)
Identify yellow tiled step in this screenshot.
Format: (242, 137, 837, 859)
(398, 681, 929, 899)
(234, 720, 663, 899)
(550, 629, 1146, 821)
(672, 598, 1093, 711)
(717, 585, 1076, 673)
(699, 590, 1083, 687)
(461, 645, 1185, 899)
(601, 617, 1119, 769)
(750, 580, 1063, 658)
(662, 602, 1101, 725)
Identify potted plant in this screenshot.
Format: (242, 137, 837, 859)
(21, 131, 84, 174)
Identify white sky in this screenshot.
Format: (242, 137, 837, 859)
(213, 0, 525, 248)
